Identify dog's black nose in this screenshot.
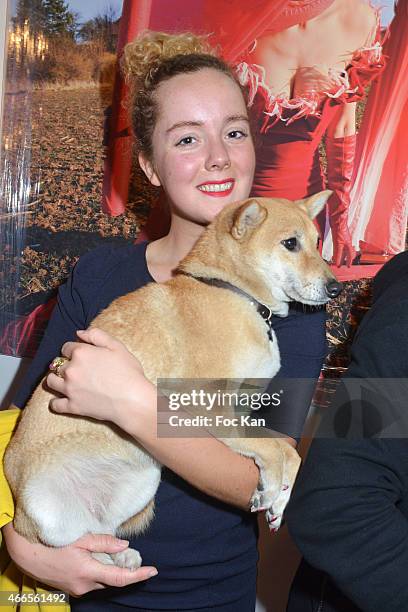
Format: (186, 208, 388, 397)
(325, 280, 343, 298)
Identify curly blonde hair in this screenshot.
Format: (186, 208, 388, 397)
(121, 31, 243, 159)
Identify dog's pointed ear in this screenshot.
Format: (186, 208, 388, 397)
(298, 190, 333, 220)
(231, 199, 267, 240)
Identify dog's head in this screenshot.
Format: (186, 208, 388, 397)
(181, 191, 342, 316)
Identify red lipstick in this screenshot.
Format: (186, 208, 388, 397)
(196, 178, 235, 197)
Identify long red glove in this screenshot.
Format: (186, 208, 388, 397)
(135, 192, 170, 244)
(326, 134, 357, 267)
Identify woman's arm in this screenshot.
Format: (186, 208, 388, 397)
(326, 102, 357, 139)
(2, 522, 158, 597)
(325, 103, 357, 267)
(132, 398, 263, 510)
(261, 305, 328, 440)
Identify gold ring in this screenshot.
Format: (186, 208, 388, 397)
(49, 356, 69, 378)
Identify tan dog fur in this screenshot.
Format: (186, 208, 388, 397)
(4, 193, 338, 570)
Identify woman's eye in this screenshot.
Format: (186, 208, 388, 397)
(176, 136, 196, 146)
(227, 130, 247, 140)
(281, 237, 299, 251)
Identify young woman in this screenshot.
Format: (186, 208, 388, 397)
(1, 31, 327, 611)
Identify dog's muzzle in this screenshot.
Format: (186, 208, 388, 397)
(325, 280, 343, 298)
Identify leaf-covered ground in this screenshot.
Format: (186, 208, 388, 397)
(1, 86, 151, 350)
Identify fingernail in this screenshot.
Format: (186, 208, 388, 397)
(148, 569, 158, 578)
(116, 539, 129, 547)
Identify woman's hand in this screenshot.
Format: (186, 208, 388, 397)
(46, 328, 156, 432)
(2, 522, 157, 597)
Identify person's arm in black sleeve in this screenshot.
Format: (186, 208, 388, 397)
(286, 311, 408, 612)
(13, 249, 107, 408)
(259, 305, 328, 440)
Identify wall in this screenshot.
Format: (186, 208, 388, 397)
(0, 355, 31, 409)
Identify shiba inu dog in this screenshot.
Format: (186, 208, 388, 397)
(4, 192, 341, 570)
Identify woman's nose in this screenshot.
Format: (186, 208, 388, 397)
(204, 140, 231, 171)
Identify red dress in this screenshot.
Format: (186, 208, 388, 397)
(234, 37, 386, 201)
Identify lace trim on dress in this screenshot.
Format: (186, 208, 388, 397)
(235, 26, 386, 131)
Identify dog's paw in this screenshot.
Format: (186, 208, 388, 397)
(250, 472, 280, 514)
(250, 486, 263, 512)
(251, 474, 293, 532)
(264, 483, 293, 531)
(269, 482, 291, 517)
(265, 508, 283, 531)
(111, 547, 142, 570)
(250, 442, 300, 531)
(91, 551, 115, 566)
(250, 484, 270, 513)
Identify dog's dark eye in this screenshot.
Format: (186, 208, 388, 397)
(281, 237, 298, 251)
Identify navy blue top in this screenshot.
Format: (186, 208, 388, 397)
(14, 242, 327, 610)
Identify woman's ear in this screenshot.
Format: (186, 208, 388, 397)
(138, 152, 161, 187)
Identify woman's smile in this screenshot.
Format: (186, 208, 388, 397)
(197, 178, 235, 196)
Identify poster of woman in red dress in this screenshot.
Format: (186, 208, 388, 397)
(1, 0, 406, 363)
(202, 0, 407, 281)
(104, 0, 406, 284)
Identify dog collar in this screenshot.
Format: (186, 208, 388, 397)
(184, 275, 274, 342)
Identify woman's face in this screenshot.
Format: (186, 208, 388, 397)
(140, 68, 255, 226)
